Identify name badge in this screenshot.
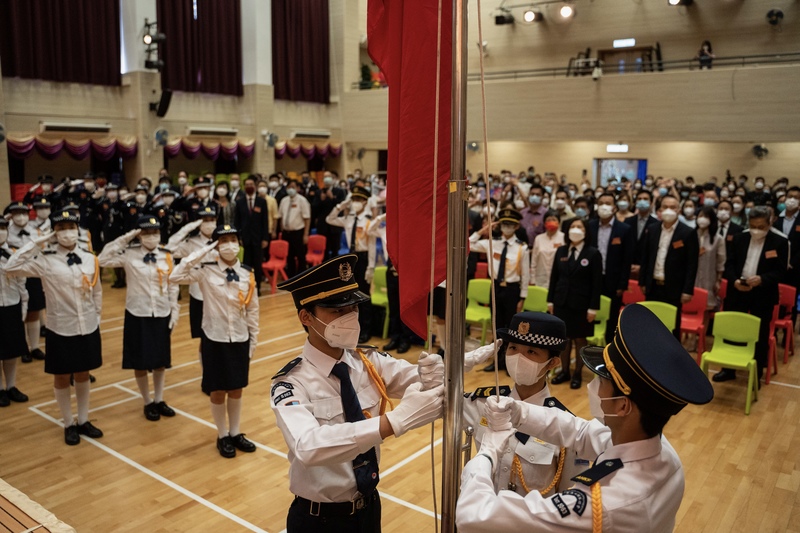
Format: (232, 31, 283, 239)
(672, 240, 684, 249)
(560, 256, 569, 261)
(253, 206, 261, 213)
(553, 243, 561, 249)
(727, 235, 734, 242)
(493, 252, 502, 260)
(795, 225, 800, 233)
(766, 249, 778, 259)
(699, 246, 706, 256)
(611, 237, 621, 245)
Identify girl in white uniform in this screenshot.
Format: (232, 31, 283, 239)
(0, 218, 30, 406)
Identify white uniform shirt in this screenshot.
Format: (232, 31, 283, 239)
(98, 238, 178, 318)
(0, 243, 28, 307)
(166, 228, 218, 301)
(31, 217, 51, 234)
(530, 231, 565, 287)
(327, 205, 377, 268)
(653, 223, 676, 281)
(457, 407, 683, 533)
(6, 242, 102, 336)
(277, 194, 311, 231)
(742, 232, 766, 279)
(6, 221, 38, 250)
(170, 256, 258, 349)
(469, 233, 531, 298)
(271, 340, 419, 503)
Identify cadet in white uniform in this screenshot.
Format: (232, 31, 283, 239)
(0, 218, 30, 406)
(98, 215, 179, 421)
(170, 224, 258, 458)
(271, 254, 445, 533)
(456, 304, 715, 533)
(6, 208, 104, 445)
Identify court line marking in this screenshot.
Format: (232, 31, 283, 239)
(28, 406, 271, 533)
(381, 438, 443, 478)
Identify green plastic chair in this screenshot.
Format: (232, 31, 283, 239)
(637, 301, 678, 332)
(370, 266, 390, 339)
(587, 295, 612, 347)
(466, 279, 493, 344)
(523, 286, 549, 313)
(700, 311, 760, 415)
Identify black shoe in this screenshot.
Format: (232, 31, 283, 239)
(30, 348, 45, 360)
(570, 374, 583, 389)
(551, 371, 571, 385)
(21, 353, 32, 363)
(482, 363, 495, 372)
(217, 436, 236, 458)
(144, 402, 161, 421)
(64, 424, 80, 446)
(156, 401, 176, 417)
(77, 421, 103, 439)
(382, 339, 400, 351)
(89, 374, 97, 383)
(230, 433, 256, 453)
(358, 333, 371, 344)
(397, 341, 411, 354)
(0, 390, 9, 407)
(712, 369, 737, 382)
(7, 387, 28, 403)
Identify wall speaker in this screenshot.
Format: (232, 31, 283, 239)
(150, 89, 172, 118)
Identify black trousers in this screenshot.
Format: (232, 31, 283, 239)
(603, 289, 623, 344)
(725, 293, 773, 376)
(287, 493, 381, 533)
(386, 260, 414, 342)
(242, 242, 265, 285)
(323, 225, 344, 259)
(284, 229, 307, 278)
(353, 251, 372, 337)
(493, 281, 520, 369)
(646, 284, 682, 338)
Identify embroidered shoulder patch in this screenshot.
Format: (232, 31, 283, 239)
(272, 357, 302, 379)
(561, 489, 587, 516)
(271, 381, 294, 396)
(571, 458, 624, 486)
(551, 495, 570, 518)
(240, 264, 253, 272)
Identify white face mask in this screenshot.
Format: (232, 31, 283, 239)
(660, 208, 678, 223)
(506, 352, 552, 386)
(12, 213, 29, 227)
(616, 200, 629, 211)
(36, 208, 51, 220)
(287, 188, 298, 197)
(554, 199, 567, 210)
(269, 181, 279, 190)
(258, 187, 268, 196)
(597, 204, 614, 219)
(514, 199, 525, 210)
(230, 180, 240, 190)
(163, 195, 175, 206)
(0, 229, 7, 245)
(755, 181, 764, 190)
(200, 221, 216, 237)
(351, 201, 364, 213)
(786, 198, 800, 212)
(216, 187, 228, 198)
(140, 233, 161, 250)
(568, 227, 585, 243)
(178, 177, 188, 186)
(717, 209, 730, 222)
(136, 193, 148, 205)
(731, 203, 743, 214)
(542, 198, 550, 208)
(587, 377, 628, 423)
(683, 207, 695, 218)
(749, 228, 767, 241)
(84, 182, 96, 193)
(107, 191, 119, 201)
(311, 311, 361, 350)
(501, 224, 516, 237)
(196, 188, 209, 199)
(57, 229, 79, 248)
(695, 217, 710, 229)
(218, 242, 240, 262)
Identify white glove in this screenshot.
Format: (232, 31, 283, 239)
(464, 339, 502, 372)
(123, 229, 142, 243)
(483, 395, 524, 431)
(185, 219, 204, 231)
(28, 183, 40, 193)
(417, 351, 444, 391)
(385, 383, 444, 437)
(168, 309, 179, 330)
(249, 341, 256, 359)
(477, 426, 515, 475)
(365, 267, 374, 284)
(34, 231, 54, 246)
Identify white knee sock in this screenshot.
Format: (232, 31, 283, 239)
(25, 320, 40, 351)
(2, 360, 17, 389)
(74, 380, 91, 425)
(437, 323, 447, 352)
(227, 397, 242, 437)
(54, 387, 73, 427)
(210, 402, 228, 438)
(135, 374, 150, 405)
(153, 370, 166, 403)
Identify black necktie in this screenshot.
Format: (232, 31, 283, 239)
(330, 363, 380, 495)
(143, 253, 157, 264)
(496, 242, 509, 282)
(0, 248, 9, 260)
(226, 268, 239, 282)
(569, 246, 578, 266)
(19, 230, 29, 237)
(719, 225, 725, 237)
(349, 216, 358, 253)
(67, 253, 82, 266)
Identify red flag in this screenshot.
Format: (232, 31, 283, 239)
(367, 0, 452, 338)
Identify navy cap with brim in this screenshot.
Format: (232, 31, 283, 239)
(278, 253, 369, 309)
(137, 215, 162, 230)
(50, 208, 80, 224)
(212, 224, 238, 241)
(5, 202, 29, 214)
(0, 218, 8, 227)
(196, 205, 218, 218)
(33, 198, 52, 209)
(497, 311, 568, 351)
(581, 304, 714, 417)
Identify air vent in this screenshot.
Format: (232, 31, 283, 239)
(186, 126, 239, 136)
(290, 129, 332, 140)
(39, 121, 111, 133)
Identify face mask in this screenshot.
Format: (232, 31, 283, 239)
(85, 182, 96, 193)
(544, 186, 552, 194)
(587, 377, 628, 423)
(597, 205, 614, 219)
(258, 187, 268, 195)
(636, 199, 650, 212)
(323, 177, 334, 187)
(311, 311, 361, 350)
(616, 200, 629, 211)
(136, 193, 147, 204)
(514, 199, 525, 210)
(163, 195, 175, 207)
(680, 191, 689, 199)
(574, 207, 587, 218)
(731, 203, 743, 214)
(749, 228, 767, 240)
(57, 229, 78, 248)
(0, 229, 7, 245)
(755, 182, 764, 190)
(506, 352, 552, 386)
(140, 233, 161, 250)
(200, 221, 216, 237)
(230, 180, 240, 190)
(216, 187, 228, 197)
(12, 213, 28, 227)
(268, 181, 279, 190)
(777, 203, 786, 213)
(720, 190, 730, 199)
(658, 187, 668, 196)
(218, 242, 240, 262)
(196, 188, 209, 199)
(718, 210, 732, 223)
(245, 185, 256, 195)
(786, 198, 799, 212)
(351, 201, 364, 213)
(178, 177, 188, 186)
(661, 208, 678, 223)
(568, 227, 585, 243)
(501, 224, 516, 237)
(645, 179, 653, 187)
(529, 194, 542, 205)
(696, 217, 710, 229)
(745, 207, 751, 217)
(568, 190, 576, 199)
(581, 184, 589, 192)
(36, 208, 51, 220)
(554, 199, 566, 210)
(287, 188, 297, 197)
(683, 207, 695, 218)
(703, 198, 716, 207)
(160, 183, 170, 192)
(542, 198, 550, 208)
(544, 221, 559, 232)
(477, 181, 485, 188)
(107, 191, 119, 202)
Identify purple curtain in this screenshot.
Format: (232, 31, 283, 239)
(272, 0, 330, 104)
(157, 0, 243, 96)
(0, 0, 121, 86)
(7, 137, 138, 161)
(164, 139, 254, 161)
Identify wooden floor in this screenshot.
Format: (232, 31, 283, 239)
(1, 273, 799, 533)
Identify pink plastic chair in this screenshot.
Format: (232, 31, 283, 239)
(766, 305, 780, 384)
(475, 262, 488, 279)
(305, 234, 327, 267)
(622, 279, 645, 307)
(680, 288, 708, 364)
(774, 283, 796, 363)
(262, 240, 289, 294)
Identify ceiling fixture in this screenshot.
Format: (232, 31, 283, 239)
(606, 143, 629, 154)
(523, 9, 543, 22)
(668, 0, 693, 6)
(559, 4, 575, 18)
(613, 38, 636, 48)
(495, 10, 515, 25)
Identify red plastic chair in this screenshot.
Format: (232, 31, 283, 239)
(774, 283, 796, 363)
(262, 239, 289, 294)
(718, 279, 728, 307)
(475, 262, 488, 279)
(622, 279, 645, 307)
(766, 305, 780, 384)
(680, 288, 708, 364)
(305, 234, 327, 267)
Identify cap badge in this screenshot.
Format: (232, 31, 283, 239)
(339, 262, 353, 282)
(224, 225, 231, 230)
(149, 218, 156, 224)
(62, 211, 69, 217)
(518, 322, 530, 335)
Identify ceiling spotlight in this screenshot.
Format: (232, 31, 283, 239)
(495, 11, 514, 25)
(143, 32, 166, 45)
(668, 0, 693, 5)
(523, 9, 543, 23)
(560, 5, 575, 18)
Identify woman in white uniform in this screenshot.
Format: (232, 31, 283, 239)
(0, 217, 30, 406)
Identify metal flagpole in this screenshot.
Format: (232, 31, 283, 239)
(440, 0, 468, 527)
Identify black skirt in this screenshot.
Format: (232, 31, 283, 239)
(200, 337, 250, 392)
(554, 305, 594, 340)
(122, 311, 171, 370)
(25, 278, 46, 312)
(430, 286, 447, 320)
(45, 328, 102, 375)
(0, 302, 30, 359)
(189, 296, 203, 339)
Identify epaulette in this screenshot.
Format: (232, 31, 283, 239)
(79, 247, 91, 254)
(200, 261, 216, 266)
(543, 396, 574, 416)
(240, 264, 253, 272)
(272, 357, 302, 379)
(571, 458, 624, 487)
(469, 385, 512, 401)
(42, 250, 57, 255)
(356, 345, 389, 357)
(128, 242, 142, 248)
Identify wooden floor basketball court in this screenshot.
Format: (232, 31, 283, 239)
(1, 276, 798, 532)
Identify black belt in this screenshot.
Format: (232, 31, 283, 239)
(295, 491, 377, 517)
(654, 279, 666, 286)
(494, 280, 520, 289)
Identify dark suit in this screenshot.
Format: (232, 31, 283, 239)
(548, 244, 602, 339)
(312, 187, 346, 258)
(588, 218, 634, 341)
(624, 213, 659, 270)
(234, 195, 270, 287)
(724, 229, 789, 374)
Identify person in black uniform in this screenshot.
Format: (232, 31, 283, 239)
(548, 217, 602, 389)
(0, 218, 30, 407)
(234, 176, 270, 294)
(624, 189, 659, 280)
(100, 184, 127, 287)
(312, 173, 347, 259)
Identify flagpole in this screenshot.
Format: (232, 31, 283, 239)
(440, 0, 468, 527)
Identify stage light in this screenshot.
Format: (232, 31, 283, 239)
(668, 0, 693, 5)
(560, 5, 575, 18)
(495, 11, 515, 25)
(143, 32, 166, 45)
(145, 59, 164, 71)
(523, 9, 543, 23)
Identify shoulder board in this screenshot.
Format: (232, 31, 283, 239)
(79, 247, 91, 254)
(42, 250, 57, 255)
(129, 242, 142, 248)
(543, 396, 574, 416)
(272, 357, 302, 380)
(240, 264, 253, 272)
(357, 343, 379, 351)
(200, 261, 217, 266)
(365, 214, 373, 220)
(470, 385, 512, 401)
(571, 458, 624, 486)
(158, 246, 170, 252)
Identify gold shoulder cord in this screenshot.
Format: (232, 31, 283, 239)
(156, 252, 174, 294)
(356, 348, 395, 417)
(509, 446, 566, 496)
(237, 272, 255, 309)
(592, 481, 603, 533)
(82, 256, 100, 291)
